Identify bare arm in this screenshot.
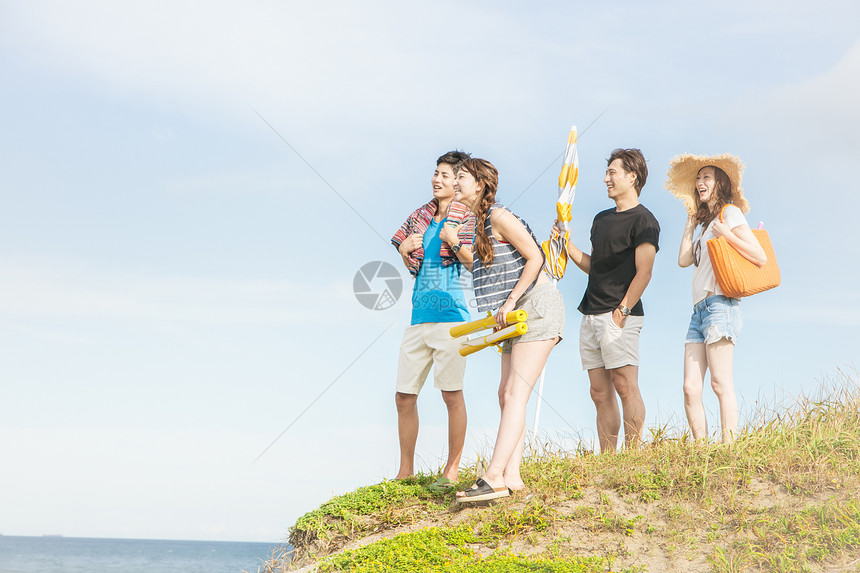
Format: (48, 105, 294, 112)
(678, 215, 697, 268)
(712, 220, 767, 267)
(567, 240, 592, 274)
(438, 223, 473, 272)
(454, 245, 473, 272)
(614, 242, 657, 327)
(492, 209, 544, 327)
(552, 223, 591, 273)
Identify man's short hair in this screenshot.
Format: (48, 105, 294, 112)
(437, 150, 471, 173)
(607, 148, 648, 195)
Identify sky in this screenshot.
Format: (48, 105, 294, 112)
(1, 0, 859, 544)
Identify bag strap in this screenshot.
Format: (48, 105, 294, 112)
(718, 203, 734, 223)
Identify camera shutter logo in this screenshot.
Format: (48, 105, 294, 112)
(353, 261, 403, 310)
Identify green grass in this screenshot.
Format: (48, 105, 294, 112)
(275, 371, 860, 572)
(474, 500, 560, 543)
(318, 525, 643, 573)
(289, 475, 449, 548)
(710, 498, 860, 572)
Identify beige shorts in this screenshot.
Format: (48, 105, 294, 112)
(396, 322, 467, 394)
(579, 312, 644, 370)
(501, 283, 565, 354)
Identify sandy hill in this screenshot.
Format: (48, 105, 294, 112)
(261, 377, 860, 573)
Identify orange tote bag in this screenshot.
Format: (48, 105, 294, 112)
(706, 206, 780, 298)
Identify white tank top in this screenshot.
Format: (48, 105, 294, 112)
(691, 204, 747, 304)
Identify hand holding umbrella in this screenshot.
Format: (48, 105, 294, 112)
(535, 125, 579, 438)
(541, 126, 579, 280)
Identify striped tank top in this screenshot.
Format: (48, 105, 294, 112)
(472, 203, 544, 313)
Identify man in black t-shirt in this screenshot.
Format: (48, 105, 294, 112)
(562, 148, 660, 453)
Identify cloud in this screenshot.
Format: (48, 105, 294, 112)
(731, 40, 860, 157)
(0, 425, 321, 540)
(747, 287, 860, 328)
(0, 1, 548, 139)
(0, 256, 359, 324)
(162, 166, 313, 197)
(784, 42, 860, 149)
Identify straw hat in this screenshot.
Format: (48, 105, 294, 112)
(665, 153, 749, 216)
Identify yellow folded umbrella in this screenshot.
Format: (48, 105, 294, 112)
(449, 310, 527, 338)
(458, 322, 528, 356)
(534, 125, 580, 438)
(450, 311, 528, 356)
(541, 126, 579, 280)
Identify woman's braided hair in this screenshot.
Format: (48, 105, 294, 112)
(461, 158, 499, 265)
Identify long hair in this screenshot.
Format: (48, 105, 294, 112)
(694, 166, 733, 228)
(461, 158, 499, 265)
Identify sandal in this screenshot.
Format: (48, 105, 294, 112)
(455, 478, 510, 503)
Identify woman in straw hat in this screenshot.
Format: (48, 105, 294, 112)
(452, 157, 565, 502)
(666, 154, 766, 443)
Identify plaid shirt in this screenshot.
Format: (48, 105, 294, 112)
(391, 200, 476, 277)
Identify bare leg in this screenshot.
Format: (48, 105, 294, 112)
(588, 367, 620, 453)
(608, 365, 645, 450)
(706, 339, 737, 443)
(497, 352, 511, 412)
(492, 355, 526, 490)
(683, 343, 709, 439)
(395, 392, 418, 479)
(458, 338, 556, 494)
(503, 425, 527, 491)
(440, 389, 466, 481)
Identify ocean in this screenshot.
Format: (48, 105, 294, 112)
(0, 536, 289, 573)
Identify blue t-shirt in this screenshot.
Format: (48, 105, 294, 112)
(411, 218, 471, 325)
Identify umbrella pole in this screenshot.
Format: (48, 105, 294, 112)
(532, 275, 558, 438)
(533, 125, 577, 440)
(533, 366, 546, 438)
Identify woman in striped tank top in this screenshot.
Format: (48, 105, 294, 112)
(452, 158, 566, 503)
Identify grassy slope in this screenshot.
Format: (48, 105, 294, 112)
(264, 377, 860, 573)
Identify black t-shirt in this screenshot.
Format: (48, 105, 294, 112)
(578, 203, 660, 316)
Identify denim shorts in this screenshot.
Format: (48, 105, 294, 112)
(685, 295, 742, 345)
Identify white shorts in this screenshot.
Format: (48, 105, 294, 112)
(579, 312, 644, 371)
(396, 322, 467, 394)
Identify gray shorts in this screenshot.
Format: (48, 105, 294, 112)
(501, 283, 565, 354)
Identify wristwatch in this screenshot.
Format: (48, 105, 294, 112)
(618, 305, 631, 316)
(451, 243, 462, 254)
